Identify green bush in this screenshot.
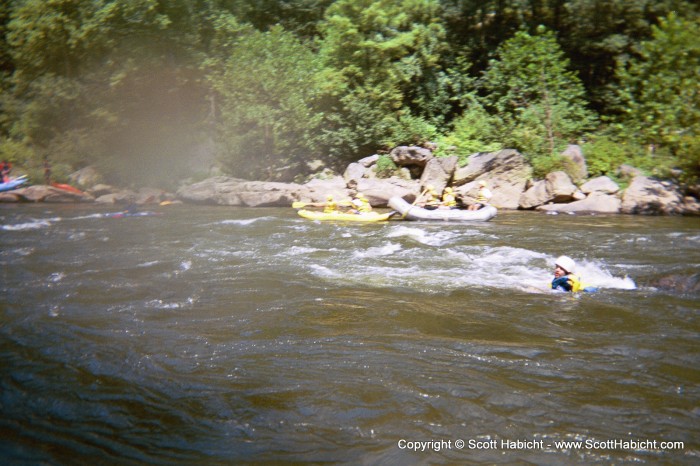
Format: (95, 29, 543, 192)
(375, 155, 398, 178)
(435, 103, 502, 165)
(383, 114, 439, 149)
(582, 136, 633, 178)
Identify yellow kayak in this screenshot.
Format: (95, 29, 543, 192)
(297, 209, 395, 222)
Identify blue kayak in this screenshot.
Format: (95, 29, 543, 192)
(0, 176, 28, 193)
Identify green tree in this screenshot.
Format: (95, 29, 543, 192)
(480, 26, 597, 174)
(437, 94, 502, 163)
(615, 12, 700, 182)
(4, 0, 218, 187)
(211, 25, 325, 180)
(317, 0, 449, 158)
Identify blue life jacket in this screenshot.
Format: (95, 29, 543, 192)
(552, 276, 597, 293)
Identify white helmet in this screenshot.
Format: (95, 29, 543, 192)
(555, 256, 576, 274)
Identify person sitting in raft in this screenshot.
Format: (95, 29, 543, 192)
(551, 255, 597, 293)
(350, 193, 372, 214)
(421, 185, 441, 209)
(468, 180, 492, 210)
(323, 194, 338, 214)
(441, 187, 457, 209)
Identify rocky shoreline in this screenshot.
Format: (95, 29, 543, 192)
(1, 146, 698, 215)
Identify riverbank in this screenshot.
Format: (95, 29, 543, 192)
(1, 146, 698, 215)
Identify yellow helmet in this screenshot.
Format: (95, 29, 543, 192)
(326, 194, 334, 201)
(444, 187, 453, 193)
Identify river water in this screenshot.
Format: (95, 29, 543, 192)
(1, 204, 698, 464)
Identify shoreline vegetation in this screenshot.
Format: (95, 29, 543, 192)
(0, 1, 698, 210)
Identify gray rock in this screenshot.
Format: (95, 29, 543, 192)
(454, 149, 531, 209)
(69, 166, 103, 187)
(389, 146, 433, 167)
(176, 176, 310, 207)
(519, 171, 578, 209)
(357, 154, 380, 167)
(10, 185, 94, 203)
(537, 192, 621, 213)
(617, 164, 644, 180)
(560, 144, 587, 181)
(355, 178, 418, 207)
(420, 156, 458, 194)
(580, 176, 620, 194)
(94, 188, 138, 204)
(621, 176, 685, 215)
(343, 162, 367, 186)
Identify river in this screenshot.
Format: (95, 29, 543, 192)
(1, 204, 698, 464)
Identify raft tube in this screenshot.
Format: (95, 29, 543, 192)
(297, 209, 395, 222)
(388, 196, 497, 222)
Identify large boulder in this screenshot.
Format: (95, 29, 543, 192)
(560, 144, 587, 181)
(621, 176, 685, 215)
(88, 184, 121, 197)
(296, 175, 415, 207)
(420, 156, 458, 194)
(617, 164, 644, 181)
(355, 178, 418, 206)
(94, 190, 137, 204)
(519, 171, 579, 209)
(357, 154, 380, 167)
(580, 176, 620, 195)
(176, 176, 311, 207)
(389, 146, 433, 168)
(135, 187, 174, 204)
(301, 175, 352, 203)
(454, 149, 532, 209)
(646, 273, 700, 296)
(537, 192, 621, 214)
(8, 185, 94, 203)
(343, 162, 367, 186)
(69, 166, 103, 187)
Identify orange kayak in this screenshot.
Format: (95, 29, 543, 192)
(51, 182, 84, 194)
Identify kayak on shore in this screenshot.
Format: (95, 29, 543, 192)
(51, 182, 85, 194)
(388, 196, 497, 221)
(0, 175, 28, 193)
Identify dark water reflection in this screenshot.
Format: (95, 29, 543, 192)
(1, 204, 698, 464)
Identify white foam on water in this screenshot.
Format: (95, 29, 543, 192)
(573, 261, 637, 290)
(49, 272, 66, 283)
(219, 217, 275, 226)
(137, 261, 161, 268)
(305, 242, 636, 294)
(351, 242, 402, 258)
(287, 246, 324, 255)
(2, 219, 53, 231)
(386, 225, 468, 247)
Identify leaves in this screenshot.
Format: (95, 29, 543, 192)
(480, 27, 597, 165)
(0, 0, 698, 185)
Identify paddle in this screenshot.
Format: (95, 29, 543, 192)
(401, 187, 429, 218)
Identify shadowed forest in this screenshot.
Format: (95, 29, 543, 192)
(1, 0, 698, 189)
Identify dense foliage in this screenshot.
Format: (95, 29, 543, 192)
(0, 0, 697, 188)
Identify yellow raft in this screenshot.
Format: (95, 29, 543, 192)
(297, 209, 395, 222)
